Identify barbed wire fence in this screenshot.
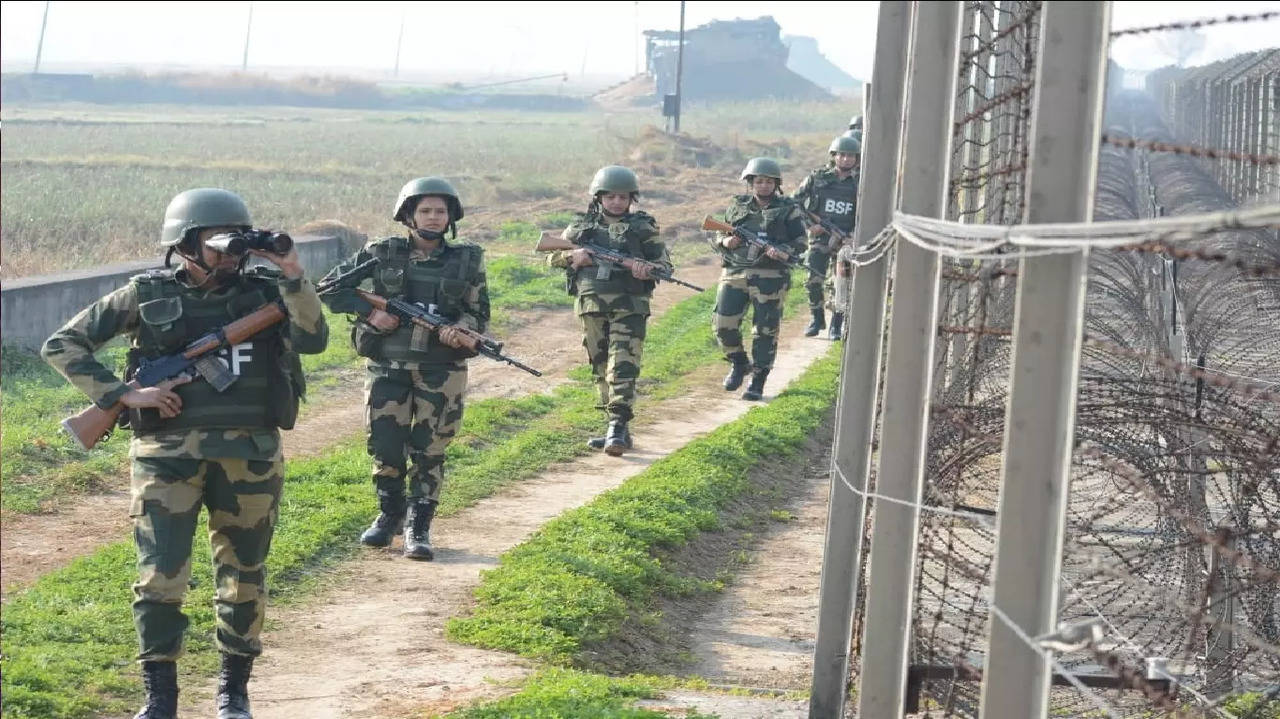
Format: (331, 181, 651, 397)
(808, 3, 1280, 718)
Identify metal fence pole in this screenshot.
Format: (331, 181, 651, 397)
(854, 3, 963, 717)
(807, 3, 913, 716)
(977, 3, 1111, 718)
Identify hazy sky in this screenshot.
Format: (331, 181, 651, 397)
(1, 1, 1277, 81)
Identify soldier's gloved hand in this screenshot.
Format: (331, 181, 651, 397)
(765, 246, 790, 262)
(626, 260, 654, 281)
(807, 225, 828, 238)
(721, 234, 742, 250)
(569, 248, 595, 269)
(366, 308, 401, 332)
(121, 375, 193, 419)
(442, 323, 478, 347)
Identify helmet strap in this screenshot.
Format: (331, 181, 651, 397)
(415, 227, 447, 243)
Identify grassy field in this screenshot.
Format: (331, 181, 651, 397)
(1, 100, 856, 277)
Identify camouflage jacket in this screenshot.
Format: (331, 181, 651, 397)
(547, 210, 671, 316)
(41, 269, 329, 460)
(710, 194, 808, 275)
(319, 237, 490, 369)
(792, 166, 859, 247)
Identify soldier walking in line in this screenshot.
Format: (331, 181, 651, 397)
(710, 157, 808, 401)
(792, 134, 861, 340)
(319, 177, 488, 561)
(546, 165, 671, 455)
(42, 188, 329, 719)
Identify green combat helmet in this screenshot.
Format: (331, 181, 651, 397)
(829, 135, 862, 156)
(589, 165, 640, 196)
(740, 157, 783, 182)
(160, 188, 252, 247)
(393, 176, 465, 223)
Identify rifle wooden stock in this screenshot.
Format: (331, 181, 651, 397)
(61, 381, 139, 450)
(534, 232, 575, 252)
(353, 288, 481, 351)
(61, 302, 288, 451)
(701, 216, 735, 234)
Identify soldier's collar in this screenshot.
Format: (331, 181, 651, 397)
(409, 239, 449, 260)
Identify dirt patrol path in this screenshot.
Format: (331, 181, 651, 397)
(0, 260, 721, 599)
(178, 319, 835, 719)
(635, 455, 838, 719)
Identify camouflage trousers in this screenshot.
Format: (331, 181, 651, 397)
(580, 308, 648, 422)
(713, 269, 790, 371)
(827, 248, 855, 314)
(130, 456, 283, 661)
(804, 247, 833, 311)
(365, 363, 466, 502)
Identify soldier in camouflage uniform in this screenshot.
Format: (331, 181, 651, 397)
(546, 165, 670, 455)
(710, 157, 808, 401)
(792, 134, 861, 340)
(41, 188, 329, 719)
(319, 177, 488, 561)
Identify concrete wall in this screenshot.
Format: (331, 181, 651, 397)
(2, 234, 353, 351)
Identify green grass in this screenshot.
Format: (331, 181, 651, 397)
(0, 284, 741, 718)
(439, 669, 718, 719)
(445, 347, 840, 664)
(1, 100, 854, 278)
(485, 255, 572, 316)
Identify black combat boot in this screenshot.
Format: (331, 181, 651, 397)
(742, 368, 770, 401)
(829, 312, 845, 341)
(216, 653, 254, 719)
(604, 419, 632, 457)
(403, 498, 438, 560)
(804, 307, 826, 337)
(587, 420, 609, 450)
(722, 351, 751, 391)
(359, 491, 406, 547)
(133, 660, 178, 719)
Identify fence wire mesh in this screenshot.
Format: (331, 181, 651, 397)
(851, 5, 1280, 717)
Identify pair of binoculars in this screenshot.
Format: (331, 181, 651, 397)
(206, 229, 293, 255)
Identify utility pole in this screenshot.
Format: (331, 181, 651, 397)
(242, 1, 254, 72)
(673, 0, 686, 133)
(393, 10, 406, 78)
(34, 0, 51, 74)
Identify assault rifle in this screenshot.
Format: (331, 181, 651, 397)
(533, 232, 704, 292)
(62, 301, 289, 450)
(801, 210, 853, 253)
(700, 216, 806, 268)
(317, 259, 542, 377)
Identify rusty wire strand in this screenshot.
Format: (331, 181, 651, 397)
(1101, 133, 1280, 166)
(1115, 240, 1280, 278)
(1082, 335, 1280, 405)
(1110, 11, 1279, 37)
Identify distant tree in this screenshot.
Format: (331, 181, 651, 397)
(1155, 28, 1207, 67)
